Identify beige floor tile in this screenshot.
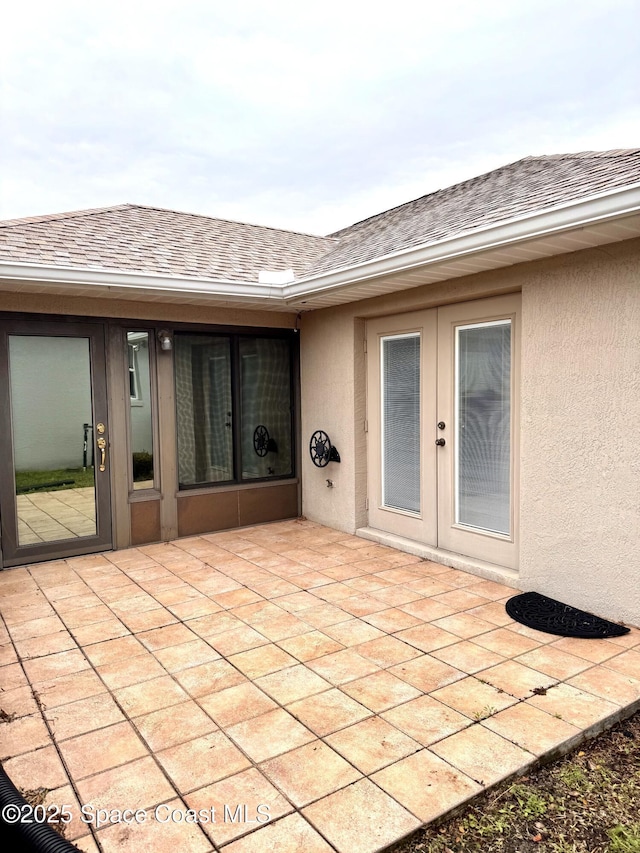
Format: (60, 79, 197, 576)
(0, 713, 51, 756)
(199, 682, 277, 727)
(133, 700, 217, 751)
(250, 613, 310, 642)
(479, 660, 558, 699)
(175, 658, 247, 697)
(515, 646, 592, 680)
(136, 622, 199, 650)
(431, 724, 531, 787)
(158, 730, 251, 793)
(526, 683, 621, 729)
(354, 635, 422, 667)
(368, 587, 424, 609)
(96, 653, 167, 689)
(548, 636, 623, 663)
(276, 630, 345, 662)
(227, 708, 315, 762)
(97, 797, 213, 852)
(323, 618, 385, 646)
(307, 648, 380, 685)
(13, 631, 77, 660)
(152, 639, 220, 672)
(0, 684, 40, 718)
(297, 603, 353, 629)
(287, 688, 372, 736)
(60, 720, 148, 779)
(339, 594, 389, 618)
(382, 695, 470, 746)
(23, 648, 91, 683)
(372, 748, 482, 822)
(119, 608, 178, 632)
(31, 669, 107, 708)
(482, 702, 581, 755)
(604, 648, 640, 680)
(63, 604, 115, 628)
(3, 745, 68, 790)
(76, 755, 175, 813)
(40, 783, 87, 841)
(82, 635, 146, 666)
(44, 692, 126, 740)
(186, 768, 292, 846)
(399, 597, 456, 623)
(228, 644, 298, 679)
(363, 607, 422, 632)
(8, 614, 67, 641)
(208, 625, 270, 656)
(72, 619, 130, 645)
(431, 612, 497, 639)
(261, 740, 361, 806)
(187, 611, 244, 638)
(114, 675, 189, 717)
(222, 813, 334, 853)
(465, 600, 516, 626)
(430, 675, 518, 719)
(326, 715, 421, 774)
(254, 664, 331, 705)
(431, 640, 505, 674)
(403, 578, 452, 597)
(568, 664, 640, 705)
(167, 598, 222, 621)
(473, 626, 543, 657)
(607, 627, 640, 649)
(390, 654, 465, 693)
(302, 777, 420, 853)
(272, 591, 319, 612)
(341, 670, 422, 713)
(393, 623, 466, 654)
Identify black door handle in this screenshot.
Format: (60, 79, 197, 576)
(435, 438, 446, 446)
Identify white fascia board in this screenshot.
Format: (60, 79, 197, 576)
(0, 263, 285, 303)
(282, 182, 640, 302)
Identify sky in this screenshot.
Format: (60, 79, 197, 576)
(1, 0, 638, 234)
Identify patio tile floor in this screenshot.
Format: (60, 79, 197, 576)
(0, 519, 638, 852)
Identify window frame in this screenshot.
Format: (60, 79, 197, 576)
(174, 329, 297, 490)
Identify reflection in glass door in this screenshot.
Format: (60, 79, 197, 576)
(0, 322, 112, 567)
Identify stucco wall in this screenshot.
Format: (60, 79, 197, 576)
(300, 238, 640, 625)
(518, 242, 640, 625)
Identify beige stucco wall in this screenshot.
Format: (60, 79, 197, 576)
(300, 238, 640, 625)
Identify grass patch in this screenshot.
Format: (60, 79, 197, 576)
(15, 468, 95, 493)
(397, 710, 640, 853)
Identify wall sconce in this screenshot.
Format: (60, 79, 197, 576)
(157, 330, 173, 351)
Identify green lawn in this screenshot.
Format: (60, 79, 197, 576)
(15, 468, 95, 493)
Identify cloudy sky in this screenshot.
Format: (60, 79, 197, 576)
(1, 0, 638, 233)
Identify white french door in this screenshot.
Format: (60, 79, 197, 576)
(367, 294, 520, 569)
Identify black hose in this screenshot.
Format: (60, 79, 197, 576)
(0, 764, 81, 852)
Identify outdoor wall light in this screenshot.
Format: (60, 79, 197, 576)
(157, 330, 173, 351)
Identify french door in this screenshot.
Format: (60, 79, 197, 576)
(367, 294, 520, 569)
(0, 321, 112, 567)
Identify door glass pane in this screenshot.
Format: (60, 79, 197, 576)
(175, 334, 233, 486)
(240, 338, 293, 479)
(381, 334, 420, 513)
(127, 332, 154, 489)
(9, 335, 97, 544)
(456, 320, 511, 535)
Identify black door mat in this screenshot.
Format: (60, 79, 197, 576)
(505, 591, 631, 639)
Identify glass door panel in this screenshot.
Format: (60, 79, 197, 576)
(381, 334, 421, 513)
(9, 336, 97, 544)
(0, 321, 112, 567)
(455, 320, 511, 535)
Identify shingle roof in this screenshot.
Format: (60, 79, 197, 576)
(1, 150, 639, 283)
(307, 149, 640, 275)
(0, 204, 337, 283)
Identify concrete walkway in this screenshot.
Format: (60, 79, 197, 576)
(0, 520, 638, 852)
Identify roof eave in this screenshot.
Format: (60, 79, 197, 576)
(282, 182, 640, 306)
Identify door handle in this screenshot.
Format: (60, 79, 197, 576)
(97, 436, 107, 471)
(435, 438, 446, 447)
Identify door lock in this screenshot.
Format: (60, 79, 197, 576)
(438, 421, 446, 430)
(435, 438, 446, 447)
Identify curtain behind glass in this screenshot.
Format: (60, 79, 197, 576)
(175, 335, 233, 485)
(240, 338, 292, 479)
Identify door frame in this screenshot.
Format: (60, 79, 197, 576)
(366, 294, 520, 570)
(0, 319, 113, 567)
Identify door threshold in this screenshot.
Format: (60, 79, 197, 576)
(356, 527, 519, 588)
